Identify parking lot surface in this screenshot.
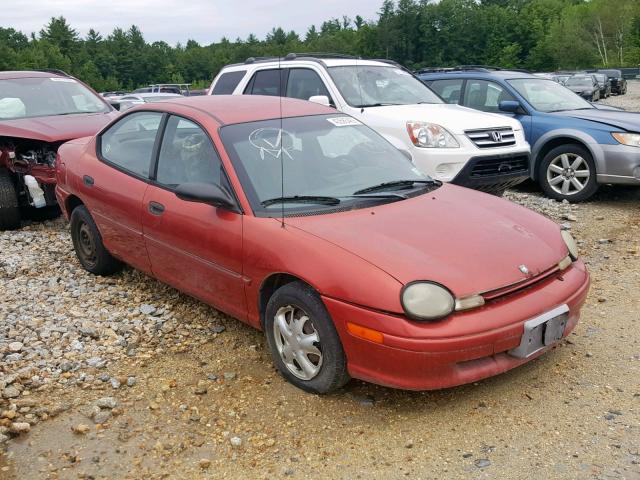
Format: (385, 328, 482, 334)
(1, 84, 639, 480)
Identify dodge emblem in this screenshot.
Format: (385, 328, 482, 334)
(518, 264, 531, 275)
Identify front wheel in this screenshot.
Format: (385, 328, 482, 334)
(70, 205, 122, 275)
(0, 169, 21, 230)
(264, 281, 349, 394)
(538, 145, 598, 202)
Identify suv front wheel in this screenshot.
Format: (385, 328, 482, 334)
(538, 144, 598, 202)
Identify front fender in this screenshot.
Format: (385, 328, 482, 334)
(531, 129, 603, 179)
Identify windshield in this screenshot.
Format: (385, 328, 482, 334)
(565, 77, 593, 87)
(0, 77, 109, 120)
(507, 78, 592, 113)
(221, 114, 433, 216)
(328, 66, 442, 107)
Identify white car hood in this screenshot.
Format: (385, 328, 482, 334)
(358, 103, 521, 134)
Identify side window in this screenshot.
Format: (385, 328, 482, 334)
(285, 68, 332, 102)
(156, 115, 222, 188)
(212, 71, 246, 95)
(245, 69, 282, 96)
(429, 79, 464, 104)
(100, 112, 163, 178)
(463, 80, 515, 113)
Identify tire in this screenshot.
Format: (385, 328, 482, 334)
(70, 205, 122, 275)
(0, 169, 21, 230)
(27, 205, 61, 221)
(264, 281, 350, 394)
(538, 144, 599, 202)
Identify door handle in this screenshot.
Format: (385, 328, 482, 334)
(83, 175, 94, 186)
(148, 201, 165, 216)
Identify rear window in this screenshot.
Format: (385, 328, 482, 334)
(212, 71, 246, 95)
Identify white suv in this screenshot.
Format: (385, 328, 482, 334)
(208, 54, 531, 193)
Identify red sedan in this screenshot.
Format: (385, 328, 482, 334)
(55, 96, 590, 393)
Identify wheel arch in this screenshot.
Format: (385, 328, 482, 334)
(258, 272, 318, 328)
(531, 131, 602, 180)
(66, 194, 85, 214)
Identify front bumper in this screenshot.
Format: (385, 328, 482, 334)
(450, 152, 530, 192)
(597, 143, 640, 185)
(324, 261, 590, 390)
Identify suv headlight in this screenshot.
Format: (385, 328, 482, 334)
(401, 281, 455, 321)
(612, 132, 640, 147)
(561, 230, 579, 260)
(406, 122, 459, 148)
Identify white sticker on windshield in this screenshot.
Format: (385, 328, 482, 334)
(327, 117, 361, 127)
(49, 77, 77, 83)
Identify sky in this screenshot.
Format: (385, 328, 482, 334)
(4, 0, 382, 45)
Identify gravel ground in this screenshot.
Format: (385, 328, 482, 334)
(1, 87, 639, 479)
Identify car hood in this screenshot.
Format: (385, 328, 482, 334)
(0, 111, 118, 142)
(554, 108, 640, 131)
(362, 103, 521, 134)
(286, 185, 566, 298)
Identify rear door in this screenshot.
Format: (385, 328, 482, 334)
(141, 114, 246, 320)
(86, 111, 165, 273)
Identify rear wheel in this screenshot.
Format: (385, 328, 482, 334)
(538, 144, 598, 202)
(264, 281, 350, 394)
(0, 169, 21, 230)
(70, 205, 122, 275)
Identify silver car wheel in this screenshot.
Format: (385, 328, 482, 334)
(547, 153, 591, 196)
(273, 305, 323, 380)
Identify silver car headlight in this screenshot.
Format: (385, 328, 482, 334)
(401, 282, 455, 321)
(611, 132, 640, 147)
(561, 230, 579, 260)
(406, 122, 459, 148)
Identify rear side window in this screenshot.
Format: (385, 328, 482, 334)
(245, 69, 282, 96)
(99, 112, 163, 178)
(285, 68, 331, 101)
(429, 79, 464, 104)
(212, 71, 246, 95)
(155, 115, 222, 188)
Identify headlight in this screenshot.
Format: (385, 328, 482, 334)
(611, 132, 640, 147)
(561, 230, 579, 260)
(406, 122, 459, 148)
(401, 281, 455, 321)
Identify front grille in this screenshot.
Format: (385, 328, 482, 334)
(465, 127, 516, 149)
(470, 155, 529, 178)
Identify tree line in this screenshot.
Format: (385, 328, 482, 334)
(1, 0, 640, 92)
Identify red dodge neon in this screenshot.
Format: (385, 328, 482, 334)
(55, 96, 590, 393)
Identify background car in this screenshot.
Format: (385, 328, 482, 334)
(208, 54, 531, 195)
(0, 69, 118, 229)
(593, 69, 627, 95)
(419, 67, 640, 201)
(55, 95, 589, 393)
(113, 93, 183, 111)
(592, 73, 611, 99)
(564, 74, 600, 102)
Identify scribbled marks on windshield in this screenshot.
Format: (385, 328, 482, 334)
(249, 128, 295, 160)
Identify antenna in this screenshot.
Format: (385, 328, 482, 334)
(356, 57, 364, 113)
(278, 53, 285, 228)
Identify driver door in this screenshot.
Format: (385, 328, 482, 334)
(141, 115, 246, 320)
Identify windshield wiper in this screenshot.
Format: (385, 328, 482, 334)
(355, 102, 402, 108)
(353, 179, 438, 195)
(261, 195, 341, 207)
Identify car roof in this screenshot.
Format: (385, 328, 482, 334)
(151, 95, 336, 125)
(220, 58, 397, 72)
(0, 70, 69, 80)
(418, 69, 538, 80)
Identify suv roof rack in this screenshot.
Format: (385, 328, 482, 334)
(416, 65, 531, 74)
(243, 52, 361, 65)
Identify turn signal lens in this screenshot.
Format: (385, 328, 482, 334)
(455, 294, 485, 311)
(612, 132, 640, 147)
(558, 255, 572, 271)
(347, 322, 384, 344)
(561, 230, 579, 260)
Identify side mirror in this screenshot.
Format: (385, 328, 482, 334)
(499, 100, 522, 114)
(175, 183, 237, 211)
(308, 95, 331, 107)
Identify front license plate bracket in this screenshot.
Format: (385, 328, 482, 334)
(508, 304, 569, 359)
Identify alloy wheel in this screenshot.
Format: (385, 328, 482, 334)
(273, 305, 323, 380)
(547, 153, 591, 196)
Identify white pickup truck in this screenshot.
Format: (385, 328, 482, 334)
(208, 54, 531, 193)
